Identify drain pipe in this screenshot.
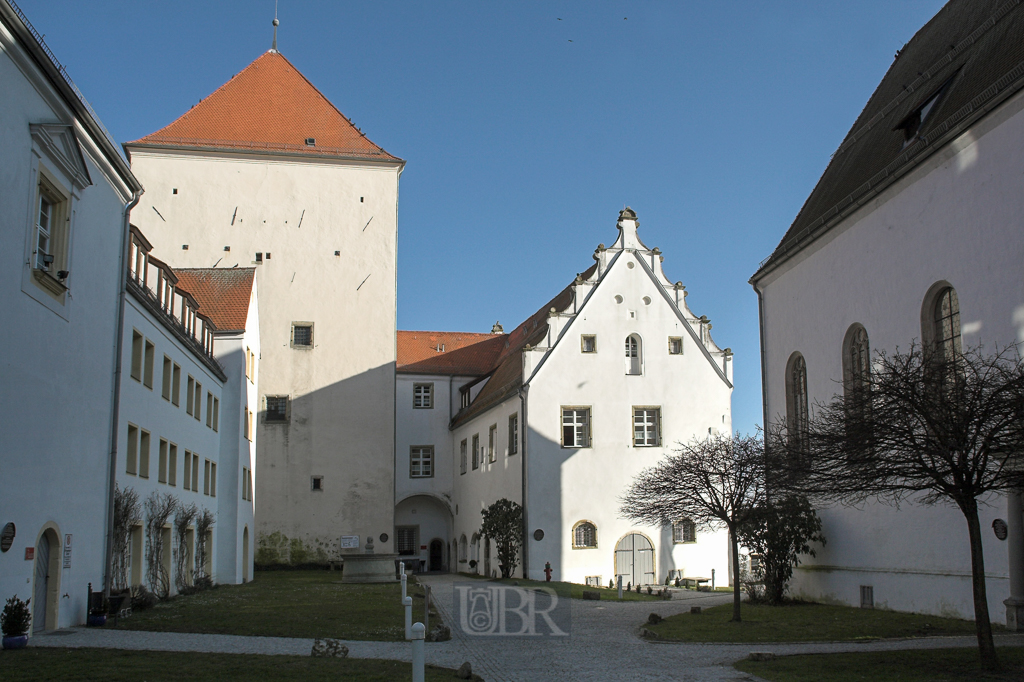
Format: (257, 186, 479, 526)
(519, 383, 529, 579)
(103, 188, 142, 598)
(752, 280, 771, 492)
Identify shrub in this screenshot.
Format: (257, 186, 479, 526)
(2, 595, 32, 636)
(130, 585, 157, 612)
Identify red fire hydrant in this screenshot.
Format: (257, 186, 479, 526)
(544, 561, 553, 582)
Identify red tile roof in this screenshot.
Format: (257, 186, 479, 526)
(174, 268, 255, 332)
(397, 331, 505, 376)
(127, 51, 400, 162)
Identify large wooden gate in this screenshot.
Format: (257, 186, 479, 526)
(614, 533, 655, 586)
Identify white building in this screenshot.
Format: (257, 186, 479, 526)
(123, 47, 404, 566)
(0, 0, 142, 631)
(116, 227, 257, 592)
(398, 209, 735, 586)
(751, 0, 1024, 627)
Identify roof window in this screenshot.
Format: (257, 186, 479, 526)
(305, 137, 316, 146)
(895, 74, 955, 146)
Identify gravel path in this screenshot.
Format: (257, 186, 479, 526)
(29, 574, 1024, 682)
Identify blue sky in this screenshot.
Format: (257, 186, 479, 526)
(16, 0, 947, 436)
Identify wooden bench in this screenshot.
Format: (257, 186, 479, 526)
(681, 576, 711, 591)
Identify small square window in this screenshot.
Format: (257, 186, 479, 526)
(266, 395, 289, 423)
(581, 335, 597, 353)
(255, 252, 263, 263)
(413, 383, 433, 409)
(311, 476, 324, 491)
(291, 323, 313, 348)
(668, 337, 683, 355)
(673, 519, 696, 544)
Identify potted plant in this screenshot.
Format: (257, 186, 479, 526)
(1, 595, 32, 649)
(87, 600, 108, 627)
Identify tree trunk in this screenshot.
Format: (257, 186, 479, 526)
(962, 500, 998, 669)
(730, 525, 742, 622)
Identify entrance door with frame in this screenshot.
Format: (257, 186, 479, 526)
(614, 533, 655, 586)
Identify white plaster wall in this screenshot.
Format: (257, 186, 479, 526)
(119, 298, 224, 592)
(525, 249, 733, 585)
(756, 89, 1024, 620)
(127, 148, 400, 559)
(0, 25, 134, 631)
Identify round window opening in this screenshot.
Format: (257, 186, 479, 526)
(533, 529, 545, 541)
(643, 296, 652, 305)
(614, 295, 623, 304)
(379, 533, 389, 543)
(626, 261, 635, 269)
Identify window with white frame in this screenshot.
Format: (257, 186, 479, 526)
(633, 407, 661, 446)
(668, 337, 683, 355)
(581, 335, 597, 353)
(573, 521, 597, 548)
(31, 171, 70, 288)
(413, 383, 434, 409)
(488, 425, 497, 462)
(673, 519, 696, 544)
(562, 407, 591, 448)
(410, 446, 434, 478)
(472, 434, 480, 469)
(625, 334, 642, 374)
(508, 413, 519, 455)
(460, 439, 468, 475)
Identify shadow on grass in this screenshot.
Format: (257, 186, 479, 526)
(455, 572, 662, 602)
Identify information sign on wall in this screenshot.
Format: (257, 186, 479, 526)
(340, 535, 360, 549)
(63, 534, 73, 568)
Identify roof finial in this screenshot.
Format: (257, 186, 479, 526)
(271, 0, 279, 52)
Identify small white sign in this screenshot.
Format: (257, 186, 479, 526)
(340, 535, 360, 549)
(63, 534, 72, 569)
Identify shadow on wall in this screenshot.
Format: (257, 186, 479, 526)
(253, 361, 396, 567)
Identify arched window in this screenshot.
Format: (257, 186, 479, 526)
(785, 352, 808, 454)
(932, 286, 962, 362)
(672, 519, 696, 544)
(459, 534, 467, 562)
(843, 324, 871, 403)
(625, 334, 642, 375)
(572, 521, 597, 548)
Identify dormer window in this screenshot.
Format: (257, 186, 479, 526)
(305, 137, 316, 146)
(895, 75, 954, 146)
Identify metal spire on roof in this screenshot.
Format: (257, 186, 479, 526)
(271, 0, 279, 52)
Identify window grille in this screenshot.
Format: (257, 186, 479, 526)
(396, 526, 418, 556)
(266, 396, 289, 422)
(573, 522, 597, 548)
(562, 408, 591, 448)
(508, 414, 518, 455)
(292, 323, 313, 348)
(673, 519, 696, 543)
(633, 408, 660, 446)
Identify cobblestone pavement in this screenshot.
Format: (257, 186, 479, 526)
(30, 573, 1024, 682)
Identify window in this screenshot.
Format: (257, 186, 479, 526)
(171, 364, 181, 406)
(488, 425, 497, 462)
(291, 323, 313, 348)
(413, 383, 434, 409)
(212, 397, 219, 432)
(191, 454, 200, 492)
(210, 462, 217, 497)
(143, 341, 155, 389)
(460, 439, 467, 475)
(130, 331, 143, 382)
(586, 576, 603, 587)
(932, 286, 962, 363)
(168, 444, 177, 486)
(573, 521, 597, 548)
(673, 519, 696, 544)
(460, 389, 470, 409)
(31, 169, 70, 287)
(162, 356, 173, 400)
(126, 424, 138, 475)
(243, 407, 252, 440)
(193, 381, 202, 421)
(562, 407, 591, 448)
(472, 434, 480, 469)
(633, 407, 661, 447)
(186, 376, 195, 415)
(396, 526, 419, 556)
(183, 451, 192, 490)
(843, 324, 871, 423)
(247, 469, 253, 501)
(410, 446, 434, 478)
(785, 353, 809, 455)
(138, 429, 150, 478)
(311, 476, 324, 491)
(158, 439, 168, 483)
(245, 347, 253, 381)
(625, 334, 642, 375)
(206, 392, 214, 427)
(668, 337, 683, 355)
(508, 413, 519, 455)
(581, 335, 597, 353)
(242, 467, 252, 501)
(459, 534, 468, 562)
(265, 395, 289, 423)
(203, 459, 211, 495)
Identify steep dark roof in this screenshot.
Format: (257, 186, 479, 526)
(450, 264, 597, 428)
(754, 0, 1024, 280)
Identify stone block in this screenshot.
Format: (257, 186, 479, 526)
(690, 606, 702, 614)
(311, 638, 349, 657)
(582, 590, 601, 600)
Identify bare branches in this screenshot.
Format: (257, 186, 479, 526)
(111, 485, 140, 592)
(144, 492, 177, 599)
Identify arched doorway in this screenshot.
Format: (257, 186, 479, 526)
(242, 527, 250, 582)
(429, 539, 443, 572)
(614, 533, 655, 586)
(33, 528, 60, 632)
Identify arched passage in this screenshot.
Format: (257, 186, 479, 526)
(394, 494, 452, 573)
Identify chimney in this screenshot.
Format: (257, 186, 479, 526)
(491, 321, 504, 334)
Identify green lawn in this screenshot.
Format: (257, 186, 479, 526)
(734, 646, 1024, 682)
(456, 572, 660, 601)
(645, 601, 992, 642)
(0, 648, 467, 681)
(114, 570, 438, 640)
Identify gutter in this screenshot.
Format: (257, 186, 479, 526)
(103, 188, 142, 598)
(519, 384, 529, 579)
(753, 282, 771, 494)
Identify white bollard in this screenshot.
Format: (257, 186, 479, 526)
(401, 571, 408, 600)
(617, 575, 623, 600)
(404, 596, 413, 640)
(411, 622, 425, 682)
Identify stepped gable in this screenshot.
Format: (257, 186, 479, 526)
(174, 268, 255, 333)
(127, 51, 400, 162)
(451, 263, 598, 428)
(755, 0, 1024, 278)
(397, 332, 505, 376)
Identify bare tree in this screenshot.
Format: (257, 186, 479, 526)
(174, 503, 198, 592)
(769, 343, 1024, 668)
(144, 492, 177, 599)
(620, 432, 766, 621)
(194, 508, 215, 586)
(111, 485, 140, 592)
